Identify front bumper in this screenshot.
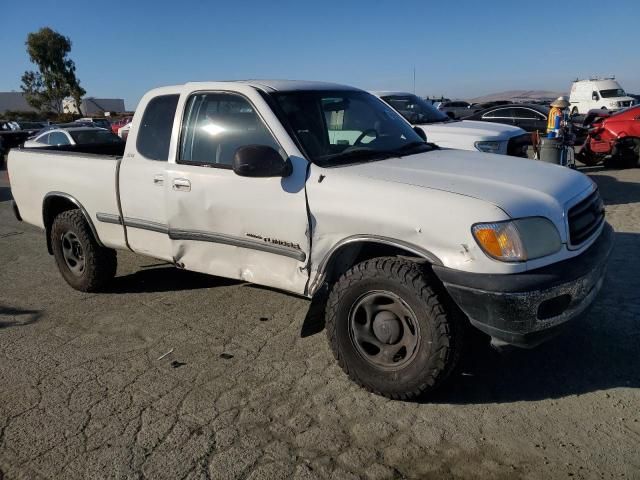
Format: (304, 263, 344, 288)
(433, 223, 614, 347)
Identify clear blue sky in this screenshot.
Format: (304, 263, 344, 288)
(2, 0, 639, 110)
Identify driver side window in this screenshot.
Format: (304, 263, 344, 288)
(179, 92, 282, 168)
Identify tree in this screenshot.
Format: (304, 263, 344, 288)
(20, 27, 86, 114)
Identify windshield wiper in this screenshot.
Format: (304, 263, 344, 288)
(319, 148, 394, 166)
(386, 141, 433, 156)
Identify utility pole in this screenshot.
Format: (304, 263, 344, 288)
(413, 67, 416, 94)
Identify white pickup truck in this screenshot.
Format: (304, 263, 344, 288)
(9, 80, 612, 399)
(373, 91, 531, 156)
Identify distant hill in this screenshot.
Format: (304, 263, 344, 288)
(469, 90, 566, 103)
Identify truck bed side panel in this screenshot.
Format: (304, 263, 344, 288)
(8, 149, 127, 249)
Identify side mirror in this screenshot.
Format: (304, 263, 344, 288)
(592, 92, 599, 101)
(413, 126, 427, 142)
(233, 145, 292, 178)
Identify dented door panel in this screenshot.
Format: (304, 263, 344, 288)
(165, 159, 310, 294)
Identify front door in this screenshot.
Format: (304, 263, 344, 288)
(165, 90, 310, 294)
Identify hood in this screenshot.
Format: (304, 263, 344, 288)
(416, 121, 525, 150)
(340, 149, 593, 223)
(420, 120, 524, 139)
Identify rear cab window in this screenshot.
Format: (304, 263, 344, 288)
(136, 94, 180, 161)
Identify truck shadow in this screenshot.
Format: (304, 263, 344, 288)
(106, 265, 240, 294)
(590, 174, 640, 206)
(0, 304, 43, 329)
(429, 231, 640, 404)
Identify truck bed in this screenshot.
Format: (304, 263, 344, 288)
(8, 147, 127, 249)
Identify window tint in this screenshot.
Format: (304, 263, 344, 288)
(179, 92, 281, 167)
(137, 94, 179, 161)
(36, 133, 50, 144)
(48, 132, 70, 145)
(483, 108, 513, 119)
(512, 108, 544, 120)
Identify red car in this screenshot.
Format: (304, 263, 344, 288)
(578, 106, 640, 167)
(110, 117, 132, 134)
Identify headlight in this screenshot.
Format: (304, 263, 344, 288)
(472, 217, 561, 262)
(474, 140, 504, 154)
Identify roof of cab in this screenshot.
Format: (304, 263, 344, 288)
(184, 80, 360, 92)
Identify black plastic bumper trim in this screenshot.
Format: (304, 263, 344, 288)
(434, 223, 614, 347)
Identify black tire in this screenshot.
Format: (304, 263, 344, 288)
(51, 210, 117, 292)
(325, 257, 463, 400)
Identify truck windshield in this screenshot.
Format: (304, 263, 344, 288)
(600, 88, 625, 98)
(381, 94, 451, 125)
(271, 90, 431, 166)
(69, 129, 123, 144)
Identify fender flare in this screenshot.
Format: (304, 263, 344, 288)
(43, 191, 104, 254)
(307, 235, 442, 296)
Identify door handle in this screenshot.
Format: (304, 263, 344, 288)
(153, 174, 164, 186)
(172, 178, 191, 192)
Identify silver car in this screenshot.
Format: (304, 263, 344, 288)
(23, 127, 122, 148)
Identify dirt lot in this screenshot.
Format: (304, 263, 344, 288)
(0, 165, 638, 480)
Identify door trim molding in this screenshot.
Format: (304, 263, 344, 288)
(96, 213, 306, 262)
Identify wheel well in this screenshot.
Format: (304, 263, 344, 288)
(42, 194, 101, 254)
(317, 240, 438, 293)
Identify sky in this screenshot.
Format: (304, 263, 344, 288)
(1, 0, 639, 110)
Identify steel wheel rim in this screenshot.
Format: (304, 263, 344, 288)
(348, 290, 421, 370)
(61, 231, 85, 277)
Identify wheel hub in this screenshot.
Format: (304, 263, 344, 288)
(372, 311, 402, 344)
(348, 290, 421, 370)
(61, 231, 85, 277)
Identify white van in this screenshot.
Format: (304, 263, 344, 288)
(569, 77, 635, 114)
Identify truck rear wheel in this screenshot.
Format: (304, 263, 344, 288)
(51, 210, 117, 292)
(325, 257, 462, 400)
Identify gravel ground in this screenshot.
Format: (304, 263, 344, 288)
(0, 165, 638, 480)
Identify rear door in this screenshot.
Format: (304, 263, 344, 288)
(512, 107, 546, 132)
(118, 92, 179, 261)
(165, 86, 310, 294)
(481, 107, 515, 126)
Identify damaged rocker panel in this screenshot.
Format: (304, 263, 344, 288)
(96, 213, 306, 262)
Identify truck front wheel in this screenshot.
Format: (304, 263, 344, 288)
(325, 257, 462, 400)
(51, 210, 117, 292)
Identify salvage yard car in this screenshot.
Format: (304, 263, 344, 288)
(577, 105, 640, 168)
(23, 127, 123, 148)
(8, 80, 613, 399)
(374, 92, 531, 156)
(464, 103, 551, 133)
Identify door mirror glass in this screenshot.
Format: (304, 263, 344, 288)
(592, 92, 600, 101)
(233, 145, 292, 178)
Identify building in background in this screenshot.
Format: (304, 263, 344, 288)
(0, 92, 39, 113)
(63, 97, 126, 116)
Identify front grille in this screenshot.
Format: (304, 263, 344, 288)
(619, 101, 632, 108)
(568, 189, 605, 246)
(507, 133, 531, 158)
